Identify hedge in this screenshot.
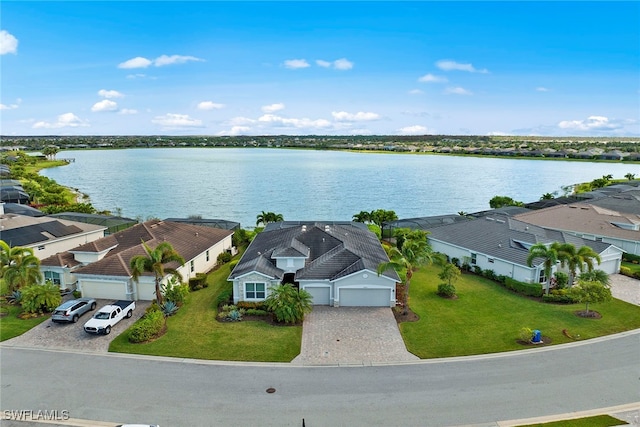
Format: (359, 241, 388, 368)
(128, 310, 165, 343)
(622, 253, 640, 263)
(504, 277, 543, 297)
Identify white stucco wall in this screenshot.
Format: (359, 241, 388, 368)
(28, 229, 106, 260)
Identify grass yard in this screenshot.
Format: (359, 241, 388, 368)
(0, 304, 49, 341)
(516, 414, 628, 426)
(109, 262, 302, 362)
(401, 267, 640, 359)
(622, 261, 640, 275)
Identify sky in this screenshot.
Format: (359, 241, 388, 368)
(1, 1, 639, 137)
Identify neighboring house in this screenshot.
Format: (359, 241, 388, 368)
(40, 219, 234, 300)
(514, 204, 640, 256)
(228, 222, 400, 307)
(49, 212, 138, 235)
(0, 208, 106, 260)
(585, 189, 640, 216)
(425, 214, 622, 284)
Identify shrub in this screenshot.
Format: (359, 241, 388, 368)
(482, 269, 497, 281)
(72, 290, 81, 298)
(496, 275, 508, 285)
(519, 327, 533, 342)
(217, 252, 232, 264)
(162, 280, 189, 305)
(461, 262, 471, 272)
(473, 266, 483, 275)
(619, 266, 632, 277)
(553, 271, 569, 289)
(20, 283, 62, 314)
(451, 258, 460, 268)
(437, 283, 457, 298)
(160, 300, 179, 317)
(189, 273, 208, 291)
(265, 283, 313, 324)
(217, 304, 245, 321)
(237, 301, 266, 310)
(8, 290, 22, 305)
(215, 289, 233, 308)
(245, 309, 268, 316)
(622, 253, 640, 263)
(128, 310, 165, 343)
(504, 277, 543, 297)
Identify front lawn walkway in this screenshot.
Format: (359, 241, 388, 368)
(401, 267, 640, 359)
(109, 263, 302, 362)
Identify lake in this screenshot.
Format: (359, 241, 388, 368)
(41, 148, 639, 228)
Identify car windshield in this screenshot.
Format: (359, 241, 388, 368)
(94, 312, 111, 320)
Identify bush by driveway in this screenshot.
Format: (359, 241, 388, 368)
(1, 299, 151, 353)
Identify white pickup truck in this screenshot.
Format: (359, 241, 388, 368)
(83, 300, 135, 335)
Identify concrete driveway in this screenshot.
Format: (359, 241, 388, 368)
(609, 274, 640, 305)
(2, 299, 151, 353)
(291, 306, 419, 365)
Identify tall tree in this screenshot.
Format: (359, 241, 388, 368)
(377, 230, 443, 314)
(569, 279, 612, 316)
(526, 242, 563, 296)
(42, 146, 59, 160)
(0, 241, 43, 292)
(489, 195, 524, 209)
(256, 211, 284, 227)
(130, 242, 185, 305)
(625, 173, 636, 181)
(352, 211, 372, 223)
(556, 243, 601, 286)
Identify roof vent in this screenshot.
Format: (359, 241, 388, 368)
(324, 225, 330, 231)
(486, 217, 495, 221)
(301, 225, 307, 232)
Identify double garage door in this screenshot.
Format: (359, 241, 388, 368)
(80, 280, 127, 300)
(339, 288, 391, 307)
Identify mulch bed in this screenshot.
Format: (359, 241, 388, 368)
(516, 336, 553, 346)
(574, 310, 602, 319)
(393, 306, 420, 323)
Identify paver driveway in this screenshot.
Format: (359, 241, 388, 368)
(291, 306, 419, 365)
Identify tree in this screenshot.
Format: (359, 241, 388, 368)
(489, 195, 524, 209)
(42, 146, 59, 160)
(20, 282, 62, 314)
(264, 283, 313, 324)
(256, 211, 284, 227)
(526, 242, 563, 296)
(569, 279, 612, 316)
(377, 230, 443, 314)
(578, 269, 610, 287)
(437, 263, 461, 298)
(556, 243, 601, 287)
(0, 241, 43, 292)
(625, 173, 636, 181)
(130, 242, 185, 305)
(352, 211, 372, 223)
(369, 209, 398, 227)
(540, 193, 555, 200)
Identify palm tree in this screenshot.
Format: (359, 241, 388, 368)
(255, 211, 284, 227)
(130, 242, 185, 305)
(0, 241, 43, 292)
(625, 173, 636, 181)
(352, 210, 372, 223)
(526, 242, 563, 296)
(42, 146, 59, 160)
(556, 243, 601, 287)
(578, 269, 610, 287)
(377, 231, 443, 314)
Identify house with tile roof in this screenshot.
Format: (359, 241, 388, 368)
(228, 222, 400, 307)
(514, 204, 640, 256)
(40, 219, 233, 300)
(0, 207, 106, 260)
(425, 214, 622, 285)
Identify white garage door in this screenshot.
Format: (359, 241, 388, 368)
(137, 282, 157, 301)
(304, 286, 330, 305)
(80, 280, 127, 300)
(339, 288, 390, 307)
(598, 259, 619, 275)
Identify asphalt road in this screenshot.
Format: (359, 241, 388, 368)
(1, 331, 639, 427)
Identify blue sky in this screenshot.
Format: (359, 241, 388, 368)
(1, 1, 638, 137)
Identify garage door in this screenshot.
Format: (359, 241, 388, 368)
(339, 288, 390, 307)
(80, 280, 127, 300)
(137, 282, 156, 301)
(304, 286, 330, 305)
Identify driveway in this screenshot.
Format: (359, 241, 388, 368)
(609, 274, 640, 305)
(291, 306, 419, 365)
(2, 299, 151, 353)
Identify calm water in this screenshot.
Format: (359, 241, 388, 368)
(41, 148, 639, 227)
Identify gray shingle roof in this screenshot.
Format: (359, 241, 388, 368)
(228, 222, 399, 282)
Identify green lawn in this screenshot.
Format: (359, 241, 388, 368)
(622, 261, 640, 274)
(109, 262, 302, 362)
(401, 267, 640, 359)
(0, 304, 49, 341)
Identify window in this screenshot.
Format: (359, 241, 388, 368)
(538, 269, 546, 284)
(471, 253, 477, 265)
(190, 260, 195, 272)
(206, 250, 210, 262)
(488, 258, 494, 263)
(38, 245, 45, 250)
(44, 271, 61, 285)
(245, 282, 266, 299)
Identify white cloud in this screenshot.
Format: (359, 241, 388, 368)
(197, 101, 225, 110)
(418, 73, 447, 83)
(33, 113, 89, 129)
(98, 89, 124, 98)
(0, 102, 19, 110)
(218, 126, 251, 136)
(558, 115, 621, 131)
(91, 100, 118, 112)
(229, 116, 256, 126)
(316, 58, 354, 70)
(536, 87, 550, 92)
(283, 59, 310, 69)
(436, 60, 488, 73)
(444, 86, 473, 95)
(126, 73, 147, 79)
(118, 109, 138, 115)
(119, 54, 203, 69)
(408, 89, 424, 95)
(262, 103, 285, 113)
(118, 56, 153, 69)
(487, 131, 512, 136)
(332, 111, 381, 122)
(154, 54, 204, 66)
(258, 114, 332, 129)
(398, 125, 428, 135)
(151, 113, 203, 129)
(0, 30, 18, 55)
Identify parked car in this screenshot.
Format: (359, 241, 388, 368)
(51, 298, 97, 323)
(83, 300, 135, 335)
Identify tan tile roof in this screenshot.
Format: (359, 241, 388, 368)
(40, 251, 82, 268)
(70, 220, 233, 277)
(514, 204, 640, 241)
